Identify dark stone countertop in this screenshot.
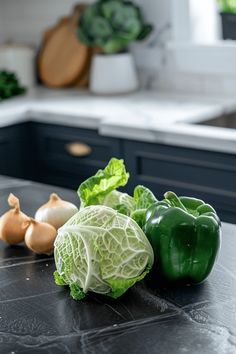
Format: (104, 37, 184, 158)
(0, 176, 235, 354)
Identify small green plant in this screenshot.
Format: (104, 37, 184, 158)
(217, 0, 236, 13)
(77, 0, 153, 54)
(0, 71, 26, 101)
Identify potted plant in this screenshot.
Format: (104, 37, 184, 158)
(77, 0, 152, 94)
(217, 0, 236, 39)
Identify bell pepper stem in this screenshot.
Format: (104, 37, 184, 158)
(164, 191, 188, 212)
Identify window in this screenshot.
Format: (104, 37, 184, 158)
(170, 0, 236, 74)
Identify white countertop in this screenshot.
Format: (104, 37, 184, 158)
(1, 87, 236, 154)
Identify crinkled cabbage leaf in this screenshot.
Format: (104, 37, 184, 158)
(54, 205, 154, 300)
(77, 158, 157, 225)
(78, 158, 129, 208)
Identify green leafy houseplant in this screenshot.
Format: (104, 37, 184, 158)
(77, 0, 153, 54)
(0, 71, 26, 101)
(217, 0, 236, 40)
(217, 0, 236, 13)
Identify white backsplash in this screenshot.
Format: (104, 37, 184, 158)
(151, 68, 236, 97)
(0, 0, 236, 96)
(0, 0, 92, 45)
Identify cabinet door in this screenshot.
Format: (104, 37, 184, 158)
(123, 140, 236, 223)
(33, 123, 122, 189)
(0, 124, 29, 179)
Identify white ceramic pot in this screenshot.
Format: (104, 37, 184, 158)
(0, 44, 35, 88)
(90, 53, 139, 95)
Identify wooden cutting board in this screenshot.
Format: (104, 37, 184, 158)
(39, 4, 90, 88)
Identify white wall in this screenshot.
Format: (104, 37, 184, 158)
(0, 3, 5, 43)
(0, 0, 92, 45)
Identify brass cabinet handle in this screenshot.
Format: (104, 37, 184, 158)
(65, 142, 92, 157)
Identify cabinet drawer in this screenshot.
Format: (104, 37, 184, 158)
(34, 124, 121, 188)
(124, 140, 236, 223)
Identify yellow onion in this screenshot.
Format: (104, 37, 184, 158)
(24, 218, 57, 255)
(0, 193, 29, 245)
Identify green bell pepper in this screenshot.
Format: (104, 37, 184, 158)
(144, 191, 221, 283)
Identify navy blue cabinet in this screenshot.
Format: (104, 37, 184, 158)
(123, 140, 236, 223)
(33, 123, 122, 189)
(0, 123, 34, 180)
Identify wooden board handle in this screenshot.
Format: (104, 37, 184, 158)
(65, 142, 92, 157)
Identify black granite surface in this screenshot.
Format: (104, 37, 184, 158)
(0, 176, 235, 354)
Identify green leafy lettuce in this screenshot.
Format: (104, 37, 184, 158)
(77, 158, 158, 226)
(54, 205, 154, 300)
(78, 158, 129, 208)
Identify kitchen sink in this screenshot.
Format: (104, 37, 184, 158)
(195, 112, 236, 129)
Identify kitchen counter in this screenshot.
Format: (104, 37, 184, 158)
(1, 87, 236, 154)
(0, 176, 236, 354)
